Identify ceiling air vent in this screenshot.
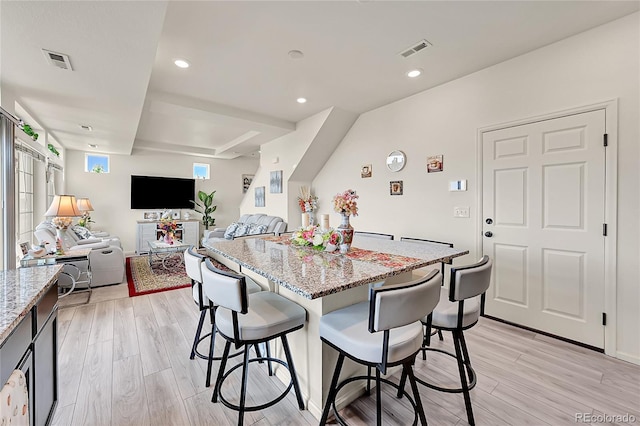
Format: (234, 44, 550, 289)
(399, 39, 432, 58)
(42, 49, 73, 71)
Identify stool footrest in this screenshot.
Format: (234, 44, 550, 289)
(192, 332, 244, 361)
(418, 347, 477, 393)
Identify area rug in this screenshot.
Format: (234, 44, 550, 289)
(126, 255, 192, 297)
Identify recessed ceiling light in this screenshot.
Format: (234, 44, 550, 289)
(407, 69, 422, 78)
(288, 50, 304, 59)
(174, 59, 190, 69)
(296, 97, 307, 104)
(88, 144, 98, 148)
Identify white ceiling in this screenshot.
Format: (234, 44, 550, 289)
(2, 1, 638, 159)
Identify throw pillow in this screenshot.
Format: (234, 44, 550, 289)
(72, 225, 92, 240)
(224, 222, 241, 240)
(248, 224, 268, 235)
(233, 223, 251, 238)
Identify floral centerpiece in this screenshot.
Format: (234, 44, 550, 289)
(332, 189, 358, 250)
(159, 218, 178, 244)
(291, 225, 342, 252)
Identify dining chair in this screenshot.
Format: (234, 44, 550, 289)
(183, 247, 265, 387)
(319, 269, 442, 426)
(354, 231, 394, 240)
(201, 258, 307, 426)
(397, 255, 493, 426)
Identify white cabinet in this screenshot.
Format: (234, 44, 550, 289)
(136, 220, 200, 254)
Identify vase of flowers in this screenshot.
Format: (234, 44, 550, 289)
(333, 189, 358, 251)
(291, 225, 342, 252)
(159, 218, 178, 244)
(298, 186, 318, 225)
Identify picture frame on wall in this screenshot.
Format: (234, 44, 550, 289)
(427, 155, 444, 173)
(143, 211, 161, 221)
(255, 186, 265, 207)
(242, 174, 254, 193)
(270, 170, 283, 193)
(18, 241, 30, 256)
(361, 164, 372, 178)
(390, 180, 404, 196)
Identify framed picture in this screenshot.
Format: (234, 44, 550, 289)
(270, 170, 283, 193)
(361, 164, 372, 178)
(427, 155, 444, 173)
(255, 186, 265, 207)
(242, 174, 254, 193)
(390, 180, 403, 196)
(172, 211, 181, 220)
(143, 211, 161, 221)
(18, 241, 30, 256)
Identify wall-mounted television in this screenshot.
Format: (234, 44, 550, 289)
(130, 175, 195, 209)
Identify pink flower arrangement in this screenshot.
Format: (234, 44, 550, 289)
(291, 225, 343, 252)
(333, 189, 359, 216)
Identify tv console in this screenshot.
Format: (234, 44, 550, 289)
(136, 219, 199, 254)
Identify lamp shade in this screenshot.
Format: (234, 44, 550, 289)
(45, 195, 82, 217)
(76, 197, 94, 212)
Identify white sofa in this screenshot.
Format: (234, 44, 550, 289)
(34, 221, 126, 287)
(202, 213, 287, 245)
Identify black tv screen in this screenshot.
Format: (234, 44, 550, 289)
(131, 175, 195, 209)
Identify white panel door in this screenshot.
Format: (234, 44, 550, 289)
(482, 110, 606, 348)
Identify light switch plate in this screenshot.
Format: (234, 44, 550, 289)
(449, 180, 467, 191)
(454, 206, 470, 218)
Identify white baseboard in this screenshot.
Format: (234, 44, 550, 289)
(616, 351, 640, 365)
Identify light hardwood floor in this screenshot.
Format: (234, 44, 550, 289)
(54, 283, 640, 426)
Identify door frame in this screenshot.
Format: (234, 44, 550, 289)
(476, 99, 618, 357)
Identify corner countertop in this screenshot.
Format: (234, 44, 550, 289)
(0, 265, 62, 345)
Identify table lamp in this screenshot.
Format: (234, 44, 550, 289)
(45, 195, 82, 254)
(76, 197, 94, 228)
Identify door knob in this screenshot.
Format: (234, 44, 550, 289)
(485, 218, 493, 225)
(484, 231, 493, 238)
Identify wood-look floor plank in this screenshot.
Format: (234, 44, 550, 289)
(132, 293, 154, 317)
(57, 304, 96, 407)
(144, 368, 191, 425)
(57, 306, 76, 349)
(71, 340, 113, 426)
(113, 298, 139, 361)
(88, 299, 115, 345)
(50, 403, 74, 426)
(112, 355, 150, 426)
(148, 291, 179, 327)
(491, 382, 578, 425)
(135, 313, 171, 376)
(184, 389, 233, 426)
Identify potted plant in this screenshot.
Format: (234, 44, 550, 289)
(192, 190, 217, 229)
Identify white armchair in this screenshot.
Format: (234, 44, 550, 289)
(34, 221, 125, 287)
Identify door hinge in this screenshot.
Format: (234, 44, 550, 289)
(603, 133, 608, 147)
(602, 312, 607, 326)
(603, 223, 608, 236)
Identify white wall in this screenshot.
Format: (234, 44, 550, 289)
(313, 13, 639, 361)
(65, 150, 259, 253)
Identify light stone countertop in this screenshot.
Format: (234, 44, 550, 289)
(204, 235, 469, 299)
(0, 265, 62, 345)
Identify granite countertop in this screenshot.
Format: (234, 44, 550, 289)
(204, 235, 468, 299)
(0, 265, 62, 345)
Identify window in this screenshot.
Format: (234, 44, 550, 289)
(85, 153, 109, 173)
(16, 151, 35, 246)
(193, 163, 210, 180)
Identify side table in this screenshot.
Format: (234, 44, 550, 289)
(20, 248, 93, 305)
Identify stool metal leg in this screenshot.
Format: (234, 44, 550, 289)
(320, 352, 345, 426)
(238, 345, 251, 426)
(405, 361, 428, 426)
(191, 309, 207, 360)
(396, 367, 408, 399)
(281, 335, 304, 410)
(205, 308, 217, 387)
(375, 368, 382, 426)
(453, 330, 475, 426)
(265, 342, 273, 376)
(212, 341, 231, 402)
(367, 366, 372, 395)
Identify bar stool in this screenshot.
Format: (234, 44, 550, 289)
(201, 258, 306, 426)
(319, 269, 442, 426)
(398, 256, 492, 426)
(183, 247, 264, 387)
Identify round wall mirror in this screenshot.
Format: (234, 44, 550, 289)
(386, 150, 406, 172)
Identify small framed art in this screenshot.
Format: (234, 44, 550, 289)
(390, 180, 403, 196)
(361, 164, 372, 178)
(242, 174, 254, 193)
(427, 155, 444, 173)
(255, 186, 266, 207)
(270, 170, 283, 193)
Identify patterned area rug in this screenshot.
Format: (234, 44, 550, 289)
(126, 255, 191, 297)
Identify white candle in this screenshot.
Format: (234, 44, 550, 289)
(302, 212, 310, 227)
(321, 214, 330, 230)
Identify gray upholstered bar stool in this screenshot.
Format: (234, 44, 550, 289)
(183, 247, 264, 386)
(398, 255, 492, 426)
(319, 269, 442, 426)
(201, 258, 306, 426)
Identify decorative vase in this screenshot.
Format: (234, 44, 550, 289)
(164, 232, 174, 244)
(308, 211, 316, 226)
(336, 213, 354, 251)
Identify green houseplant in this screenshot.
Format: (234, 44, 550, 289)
(192, 190, 217, 229)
